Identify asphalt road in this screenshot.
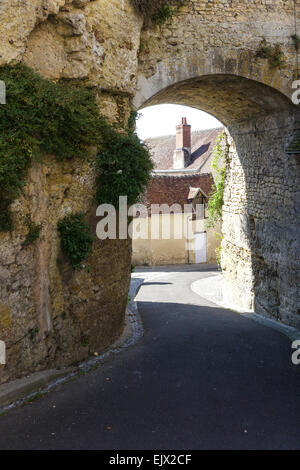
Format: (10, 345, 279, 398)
(0, 266, 299, 450)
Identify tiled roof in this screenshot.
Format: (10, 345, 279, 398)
(145, 127, 224, 171)
(141, 174, 214, 214)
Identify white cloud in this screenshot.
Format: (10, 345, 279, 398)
(136, 104, 222, 141)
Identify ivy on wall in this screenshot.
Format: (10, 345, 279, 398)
(206, 131, 227, 230)
(0, 64, 103, 232)
(206, 131, 228, 268)
(0, 64, 153, 243)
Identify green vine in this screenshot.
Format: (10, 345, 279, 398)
(206, 131, 227, 230)
(0, 64, 153, 235)
(127, 110, 141, 133)
(95, 124, 154, 208)
(206, 131, 227, 268)
(256, 38, 285, 68)
(57, 213, 93, 270)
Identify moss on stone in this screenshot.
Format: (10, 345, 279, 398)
(256, 38, 285, 68)
(131, 0, 184, 25)
(57, 212, 94, 270)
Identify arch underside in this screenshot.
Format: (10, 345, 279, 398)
(136, 73, 300, 328)
(138, 74, 295, 126)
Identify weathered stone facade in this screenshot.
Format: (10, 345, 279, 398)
(0, 0, 139, 384)
(223, 111, 300, 328)
(0, 154, 132, 384)
(134, 0, 300, 329)
(0, 0, 299, 383)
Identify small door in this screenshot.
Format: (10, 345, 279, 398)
(194, 232, 207, 263)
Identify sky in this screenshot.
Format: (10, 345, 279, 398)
(136, 104, 222, 141)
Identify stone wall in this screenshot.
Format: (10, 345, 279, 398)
(223, 110, 300, 329)
(135, 0, 297, 111)
(133, 0, 300, 329)
(0, 154, 132, 384)
(0, 0, 140, 384)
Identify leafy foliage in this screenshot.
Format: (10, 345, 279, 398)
(22, 214, 43, 247)
(0, 64, 103, 231)
(256, 38, 285, 68)
(57, 213, 93, 270)
(95, 123, 154, 208)
(291, 34, 300, 51)
(127, 110, 141, 133)
(206, 131, 227, 230)
(131, 0, 184, 24)
(152, 3, 174, 24)
(0, 64, 154, 248)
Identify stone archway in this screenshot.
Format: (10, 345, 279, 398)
(0, 0, 299, 385)
(134, 72, 299, 328)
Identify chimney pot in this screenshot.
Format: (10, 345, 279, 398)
(176, 117, 191, 151)
(173, 117, 192, 169)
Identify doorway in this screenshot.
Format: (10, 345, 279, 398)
(194, 232, 207, 264)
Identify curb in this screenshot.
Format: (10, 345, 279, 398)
(191, 273, 300, 342)
(0, 277, 144, 413)
(0, 369, 73, 409)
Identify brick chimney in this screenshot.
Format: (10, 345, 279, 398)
(173, 117, 191, 169)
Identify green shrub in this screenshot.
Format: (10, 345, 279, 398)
(131, 0, 184, 24)
(0, 64, 104, 231)
(57, 213, 93, 270)
(131, 0, 166, 16)
(22, 214, 43, 247)
(95, 124, 154, 208)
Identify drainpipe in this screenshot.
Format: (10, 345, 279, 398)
(186, 215, 192, 264)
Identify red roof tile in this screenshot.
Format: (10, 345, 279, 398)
(141, 174, 214, 214)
